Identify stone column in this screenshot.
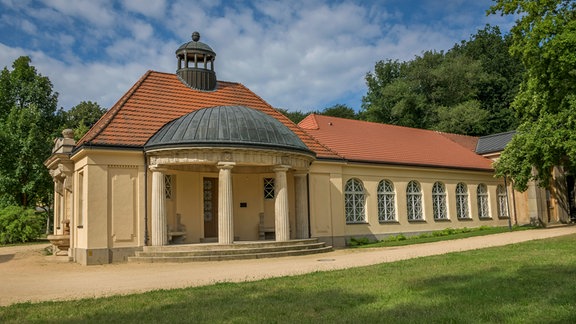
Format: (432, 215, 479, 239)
(274, 166, 290, 241)
(217, 162, 235, 244)
(151, 167, 168, 246)
(294, 172, 310, 239)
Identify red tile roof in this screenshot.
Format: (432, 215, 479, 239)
(298, 114, 493, 171)
(77, 71, 337, 158)
(436, 131, 479, 152)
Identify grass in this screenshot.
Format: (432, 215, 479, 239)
(1, 233, 575, 323)
(349, 225, 534, 247)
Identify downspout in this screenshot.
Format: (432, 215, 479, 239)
(144, 151, 149, 245)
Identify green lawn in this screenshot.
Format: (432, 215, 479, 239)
(1, 234, 575, 323)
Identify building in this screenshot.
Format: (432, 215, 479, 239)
(45, 33, 560, 265)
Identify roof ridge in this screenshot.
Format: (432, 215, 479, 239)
(298, 114, 345, 160)
(77, 70, 153, 146)
(298, 113, 320, 130)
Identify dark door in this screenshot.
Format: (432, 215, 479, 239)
(203, 178, 218, 238)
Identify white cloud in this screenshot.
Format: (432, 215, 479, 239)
(0, 0, 517, 112)
(121, 0, 166, 19)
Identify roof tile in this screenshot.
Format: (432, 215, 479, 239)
(298, 114, 493, 171)
(77, 71, 337, 158)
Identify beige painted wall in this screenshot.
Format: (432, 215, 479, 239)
(308, 161, 512, 246)
(71, 149, 145, 264)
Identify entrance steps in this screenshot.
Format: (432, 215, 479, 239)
(128, 238, 332, 263)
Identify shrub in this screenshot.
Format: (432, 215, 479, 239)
(0, 206, 44, 244)
(348, 237, 373, 246)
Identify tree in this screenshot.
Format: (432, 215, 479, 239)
(490, 0, 576, 190)
(0, 56, 59, 207)
(361, 26, 523, 135)
(276, 108, 309, 124)
(318, 104, 358, 119)
(451, 25, 523, 134)
(62, 101, 106, 139)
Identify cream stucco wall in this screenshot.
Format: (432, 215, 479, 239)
(71, 149, 146, 265)
(308, 161, 511, 247)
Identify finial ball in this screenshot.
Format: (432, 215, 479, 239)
(192, 31, 200, 42)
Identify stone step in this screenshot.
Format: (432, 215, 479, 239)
(127, 239, 333, 263)
(134, 242, 328, 258)
(128, 245, 333, 263)
(142, 238, 321, 252)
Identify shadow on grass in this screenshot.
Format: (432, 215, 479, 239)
(378, 264, 576, 323)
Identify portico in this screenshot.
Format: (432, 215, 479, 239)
(145, 105, 315, 246)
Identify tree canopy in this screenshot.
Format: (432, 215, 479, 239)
(0, 57, 60, 207)
(490, 0, 576, 191)
(361, 25, 523, 136)
(0, 56, 106, 208)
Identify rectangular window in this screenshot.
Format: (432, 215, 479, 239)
(165, 175, 174, 200)
(264, 178, 275, 199)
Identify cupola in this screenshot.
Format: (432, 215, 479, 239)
(176, 32, 217, 91)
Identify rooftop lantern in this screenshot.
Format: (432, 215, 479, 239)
(176, 31, 217, 91)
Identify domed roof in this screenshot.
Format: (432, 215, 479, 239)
(145, 106, 314, 155)
(176, 31, 215, 57)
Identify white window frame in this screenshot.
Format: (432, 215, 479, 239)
(345, 178, 366, 224)
(378, 180, 396, 222)
(456, 182, 470, 219)
(477, 184, 490, 219)
(406, 180, 423, 221)
(432, 181, 448, 220)
(497, 184, 509, 218)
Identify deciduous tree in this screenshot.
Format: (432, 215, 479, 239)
(491, 0, 576, 190)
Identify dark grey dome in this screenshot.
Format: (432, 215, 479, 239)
(145, 106, 313, 155)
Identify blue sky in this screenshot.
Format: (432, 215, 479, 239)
(0, 0, 516, 112)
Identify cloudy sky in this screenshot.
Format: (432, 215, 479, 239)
(0, 0, 516, 112)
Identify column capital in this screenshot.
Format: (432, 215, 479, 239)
(293, 171, 308, 177)
(273, 165, 291, 173)
(217, 162, 235, 170)
(149, 165, 166, 172)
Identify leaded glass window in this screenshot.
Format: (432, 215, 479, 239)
(406, 180, 423, 220)
(345, 178, 366, 223)
(378, 180, 396, 222)
(264, 178, 275, 199)
(456, 182, 469, 219)
(432, 182, 447, 220)
(165, 175, 174, 200)
(477, 183, 490, 218)
(497, 184, 509, 218)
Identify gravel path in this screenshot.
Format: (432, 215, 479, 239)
(1, 225, 575, 306)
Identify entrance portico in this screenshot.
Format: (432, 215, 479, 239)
(145, 105, 315, 246)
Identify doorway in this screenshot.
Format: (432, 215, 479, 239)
(203, 178, 218, 238)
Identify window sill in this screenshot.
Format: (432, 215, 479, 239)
(346, 222, 369, 225)
(379, 220, 399, 224)
(457, 217, 473, 221)
(479, 217, 493, 220)
(408, 219, 427, 223)
(498, 216, 510, 219)
(434, 218, 451, 222)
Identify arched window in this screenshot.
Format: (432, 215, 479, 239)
(432, 182, 447, 220)
(345, 178, 365, 223)
(477, 184, 490, 218)
(497, 184, 509, 218)
(406, 181, 423, 220)
(378, 180, 396, 222)
(456, 183, 469, 219)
